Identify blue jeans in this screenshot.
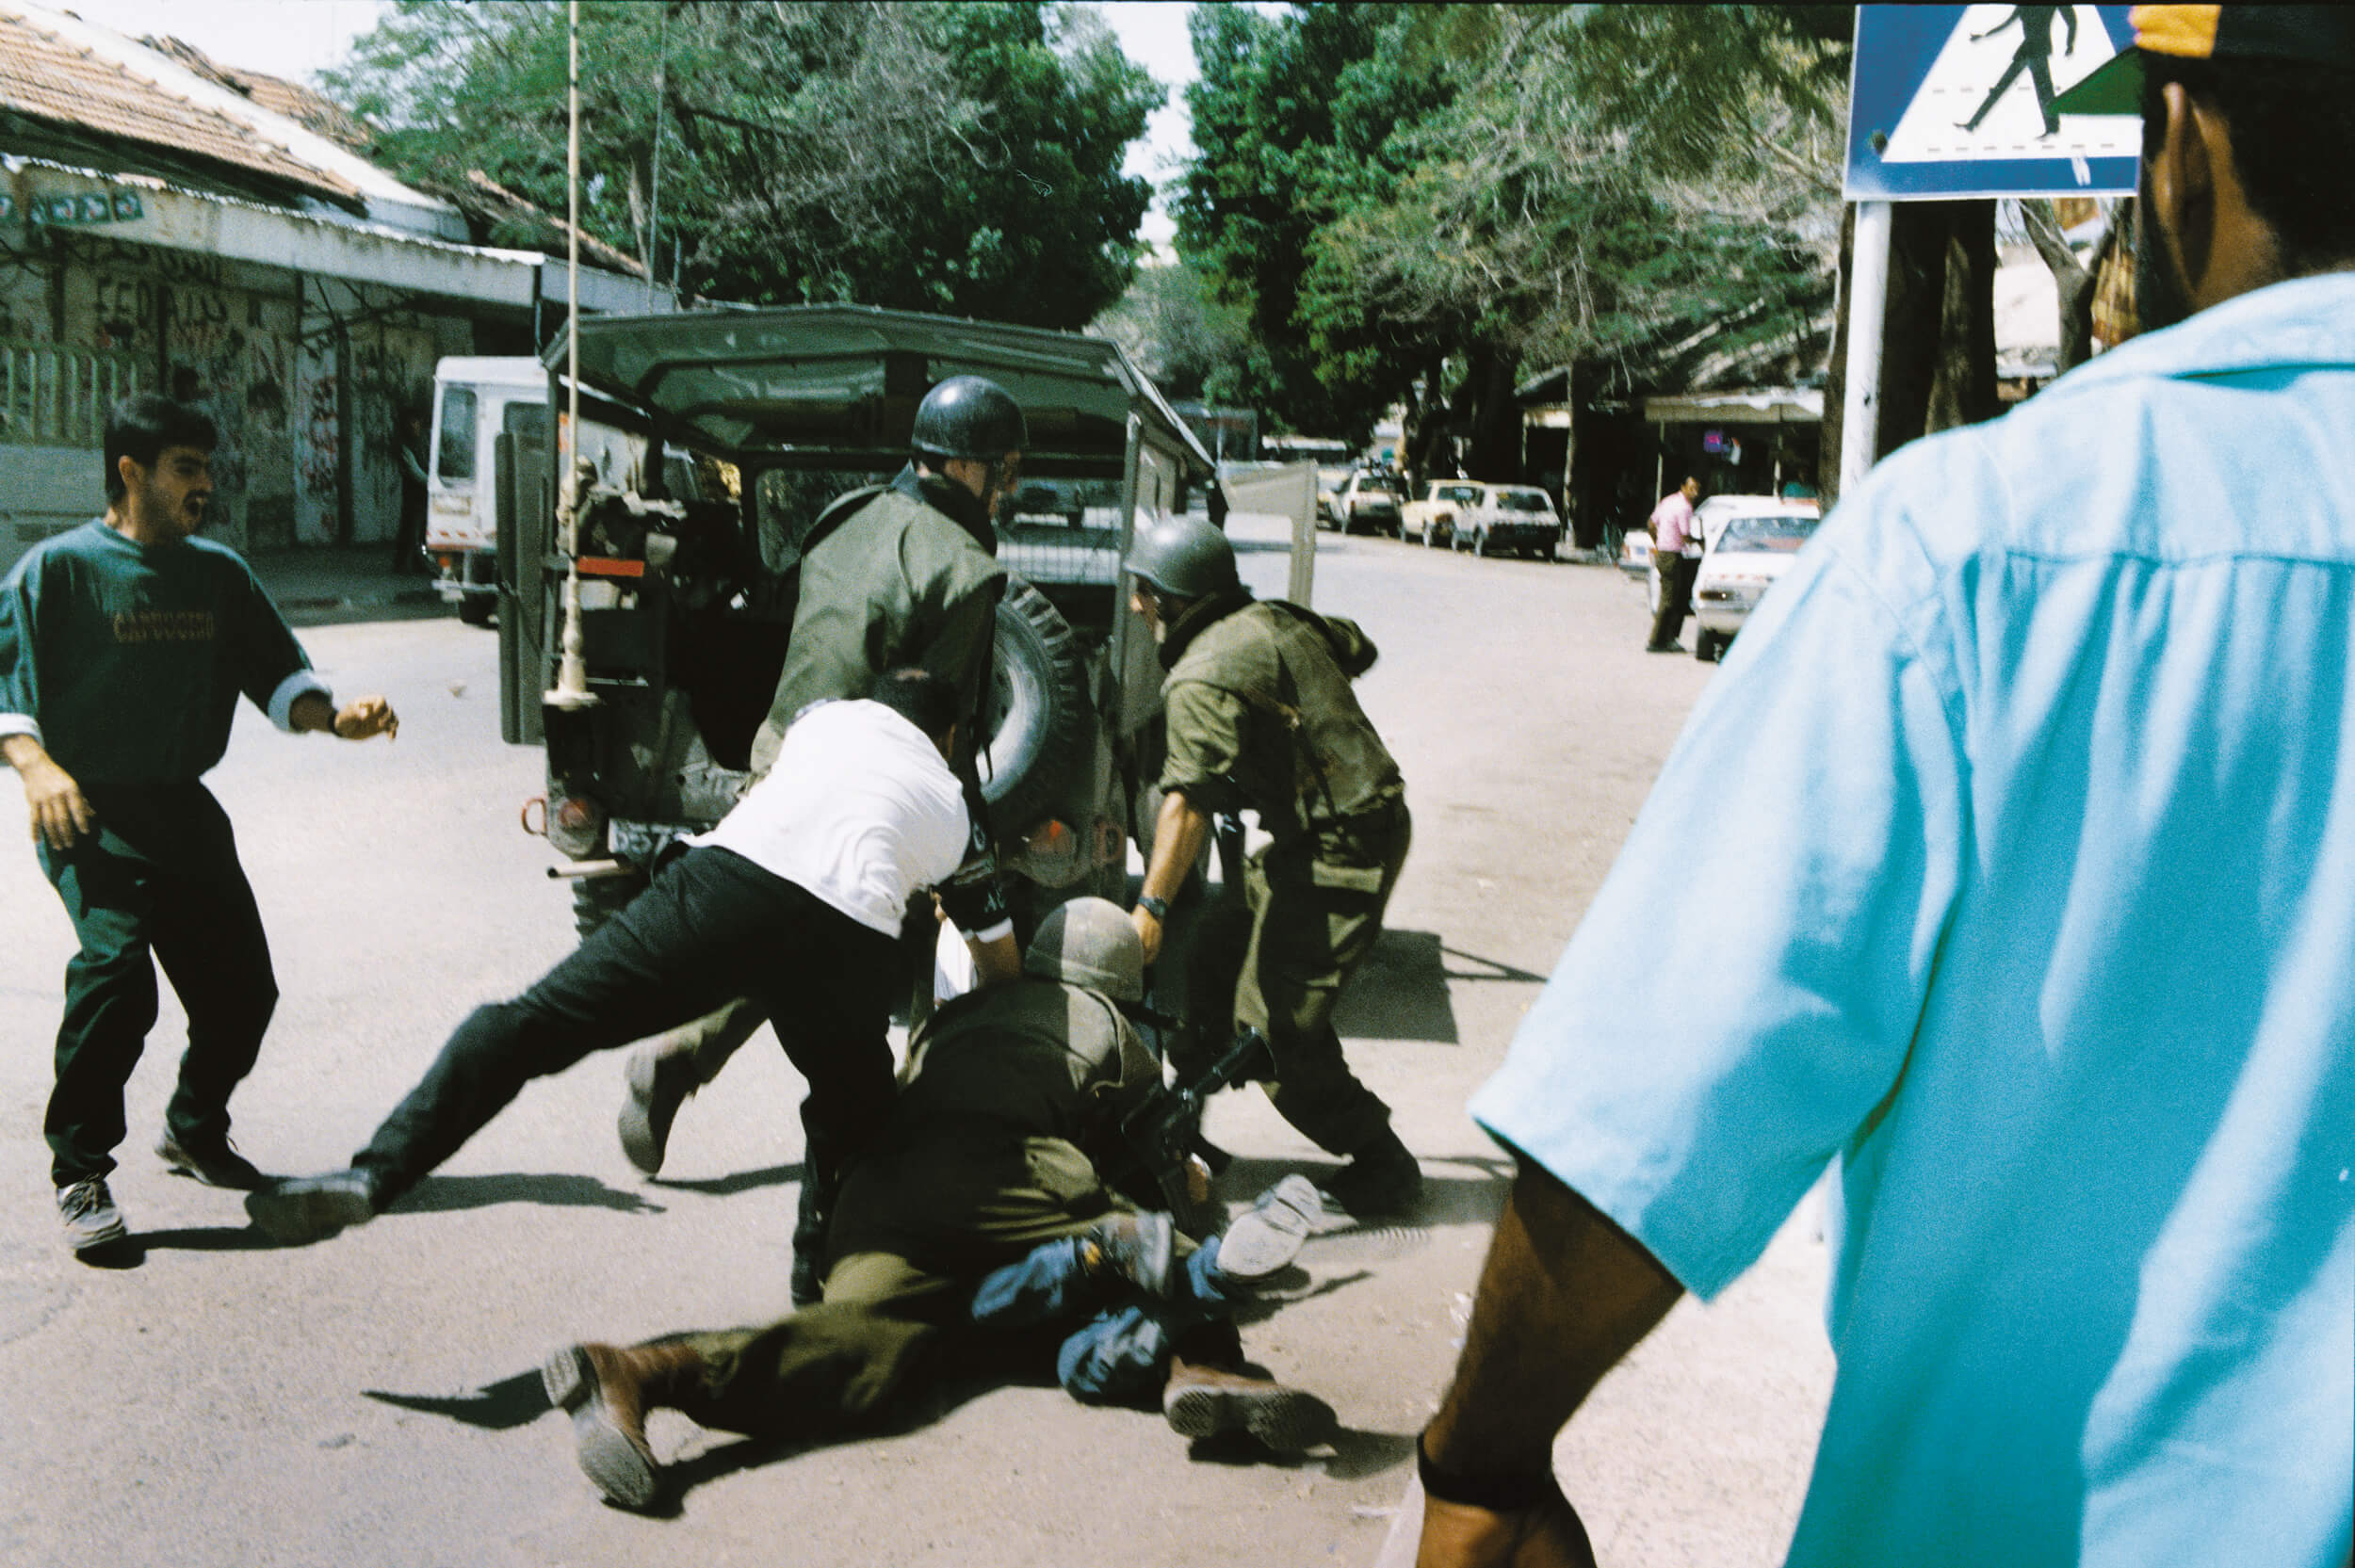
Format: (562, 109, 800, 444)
(970, 1235, 1239, 1405)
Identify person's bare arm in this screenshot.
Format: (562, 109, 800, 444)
(968, 929, 1022, 987)
(1414, 1160, 1684, 1568)
(1131, 788, 1212, 963)
(289, 692, 399, 740)
(3, 733, 93, 850)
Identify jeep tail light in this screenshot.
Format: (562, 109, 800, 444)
(546, 791, 608, 859)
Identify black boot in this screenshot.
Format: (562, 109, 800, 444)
(1320, 1125, 1422, 1220)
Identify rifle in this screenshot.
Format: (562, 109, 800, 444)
(1118, 1025, 1273, 1220)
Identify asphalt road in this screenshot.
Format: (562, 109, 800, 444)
(0, 521, 1832, 1567)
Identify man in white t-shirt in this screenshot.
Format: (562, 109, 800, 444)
(248, 670, 1009, 1251)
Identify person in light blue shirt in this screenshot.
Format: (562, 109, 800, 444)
(1405, 11, 2355, 1568)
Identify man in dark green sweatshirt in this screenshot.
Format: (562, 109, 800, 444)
(0, 395, 398, 1253)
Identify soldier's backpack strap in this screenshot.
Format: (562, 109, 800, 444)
(789, 482, 889, 562)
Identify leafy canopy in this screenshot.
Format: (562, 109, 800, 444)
(1175, 4, 1850, 439)
(324, 1, 1161, 327)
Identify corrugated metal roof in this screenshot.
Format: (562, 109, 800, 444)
(0, 4, 359, 205)
(138, 32, 380, 157)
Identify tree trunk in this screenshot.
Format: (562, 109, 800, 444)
(2023, 197, 2101, 373)
(1464, 344, 1521, 482)
(1880, 200, 2000, 455)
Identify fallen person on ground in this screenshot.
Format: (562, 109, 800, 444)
(541, 898, 1335, 1510)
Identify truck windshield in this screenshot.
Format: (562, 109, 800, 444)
(1497, 490, 1551, 512)
(435, 387, 478, 482)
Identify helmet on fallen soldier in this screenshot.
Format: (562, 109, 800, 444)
(1025, 896, 1145, 1003)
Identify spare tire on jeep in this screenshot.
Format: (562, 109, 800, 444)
(982, 576, 1092, 835)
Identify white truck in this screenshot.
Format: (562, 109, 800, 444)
(426, 356, 641, 623)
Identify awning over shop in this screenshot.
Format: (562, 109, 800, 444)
(1639, 388, 1824, 425)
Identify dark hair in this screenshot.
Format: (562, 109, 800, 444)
(105, 395, 218, 503)
(2141, 56, 2355, 275)
(868, 667, 959, 742)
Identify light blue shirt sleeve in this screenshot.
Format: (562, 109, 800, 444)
(1471, 465, 1972, 1300)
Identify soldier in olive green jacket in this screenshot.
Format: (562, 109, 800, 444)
(1122, 516, 1421, 1218)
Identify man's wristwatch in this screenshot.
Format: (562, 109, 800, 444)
(1135, 894, 1170, 922)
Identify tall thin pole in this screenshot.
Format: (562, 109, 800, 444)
(547, 0, 597, 710)
(645, 8, 666, 313)
(1840, 200, 1894, 498)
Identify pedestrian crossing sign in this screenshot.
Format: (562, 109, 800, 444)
(1845, 5, 2141, 200)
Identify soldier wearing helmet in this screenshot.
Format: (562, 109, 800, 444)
(1123, 515, 1421, 1218)
(535, 898, 1335, 1511)
(610, 375, 1031, 1302)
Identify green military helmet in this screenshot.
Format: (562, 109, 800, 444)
(1124, 514, 1239, 600)
(912, 375, 1028, 462)
(1025, 896, 1145, 1003)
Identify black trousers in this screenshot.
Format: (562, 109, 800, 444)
(1649, 552, 1697, 649)
(352, 847, 899, 1205)
(37, 782, 276, 1186)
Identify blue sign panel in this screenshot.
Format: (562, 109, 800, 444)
(1845, 5, 2140, 200)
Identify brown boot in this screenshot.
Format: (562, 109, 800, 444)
(542, 1340, 706, 1508)
(1161, 1356, 1335, 1452)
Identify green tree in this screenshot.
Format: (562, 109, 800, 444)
(324, 1, 1160, 327)
(1177, 5, 1849, 470)
(1174, 2, 1445, 441)
(1087, 258, 1256, 404)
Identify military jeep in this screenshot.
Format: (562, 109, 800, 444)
(491, 305, 1216, 943)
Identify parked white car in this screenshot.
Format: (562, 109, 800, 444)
(1335, 470, 1405, 535)
(1690, 502, 1823, 660)
(1444, 482, 1563, 559)
(1403, 480, 1484, 546)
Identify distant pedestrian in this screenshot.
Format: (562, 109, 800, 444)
(0, 394, 399, 1254)
(1402, 10, 2355, 1566)
(1644, 476, 1700, 653)
(393, 408, 428, 575)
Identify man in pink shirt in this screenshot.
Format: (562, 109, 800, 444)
(1645, 476, 1701, 653)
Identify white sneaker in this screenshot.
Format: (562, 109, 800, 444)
(1216, 1176, 1327, 1283)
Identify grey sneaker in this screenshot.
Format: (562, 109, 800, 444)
(245, 1169, 379, 1245)
(1215, 1176, 1327, 1284)
(156, 1130, 270, 1190)
(57, 1177, 127, 1252)
(1079, 1210, 1176, 1299)
(617, 1044, 697, 1176)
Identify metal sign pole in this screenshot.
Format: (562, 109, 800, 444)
(547, 0, 597, 711)
(1840, 200, 1894, 498)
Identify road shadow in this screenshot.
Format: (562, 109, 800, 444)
(392, 1172, 666, 1218)
(1335, 929, 1460, 1043)
(131, 1223, 283, 1254)
(653, 1161, 804, 1198)
(1438, 943, 1550, 986)
(1211, 1154, 1513, 1233)
(365, 1369, 549, 1431)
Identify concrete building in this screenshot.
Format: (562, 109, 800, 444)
(0, 2, 658, 568)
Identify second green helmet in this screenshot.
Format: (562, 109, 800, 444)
(1124, 514, 1239, 600)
